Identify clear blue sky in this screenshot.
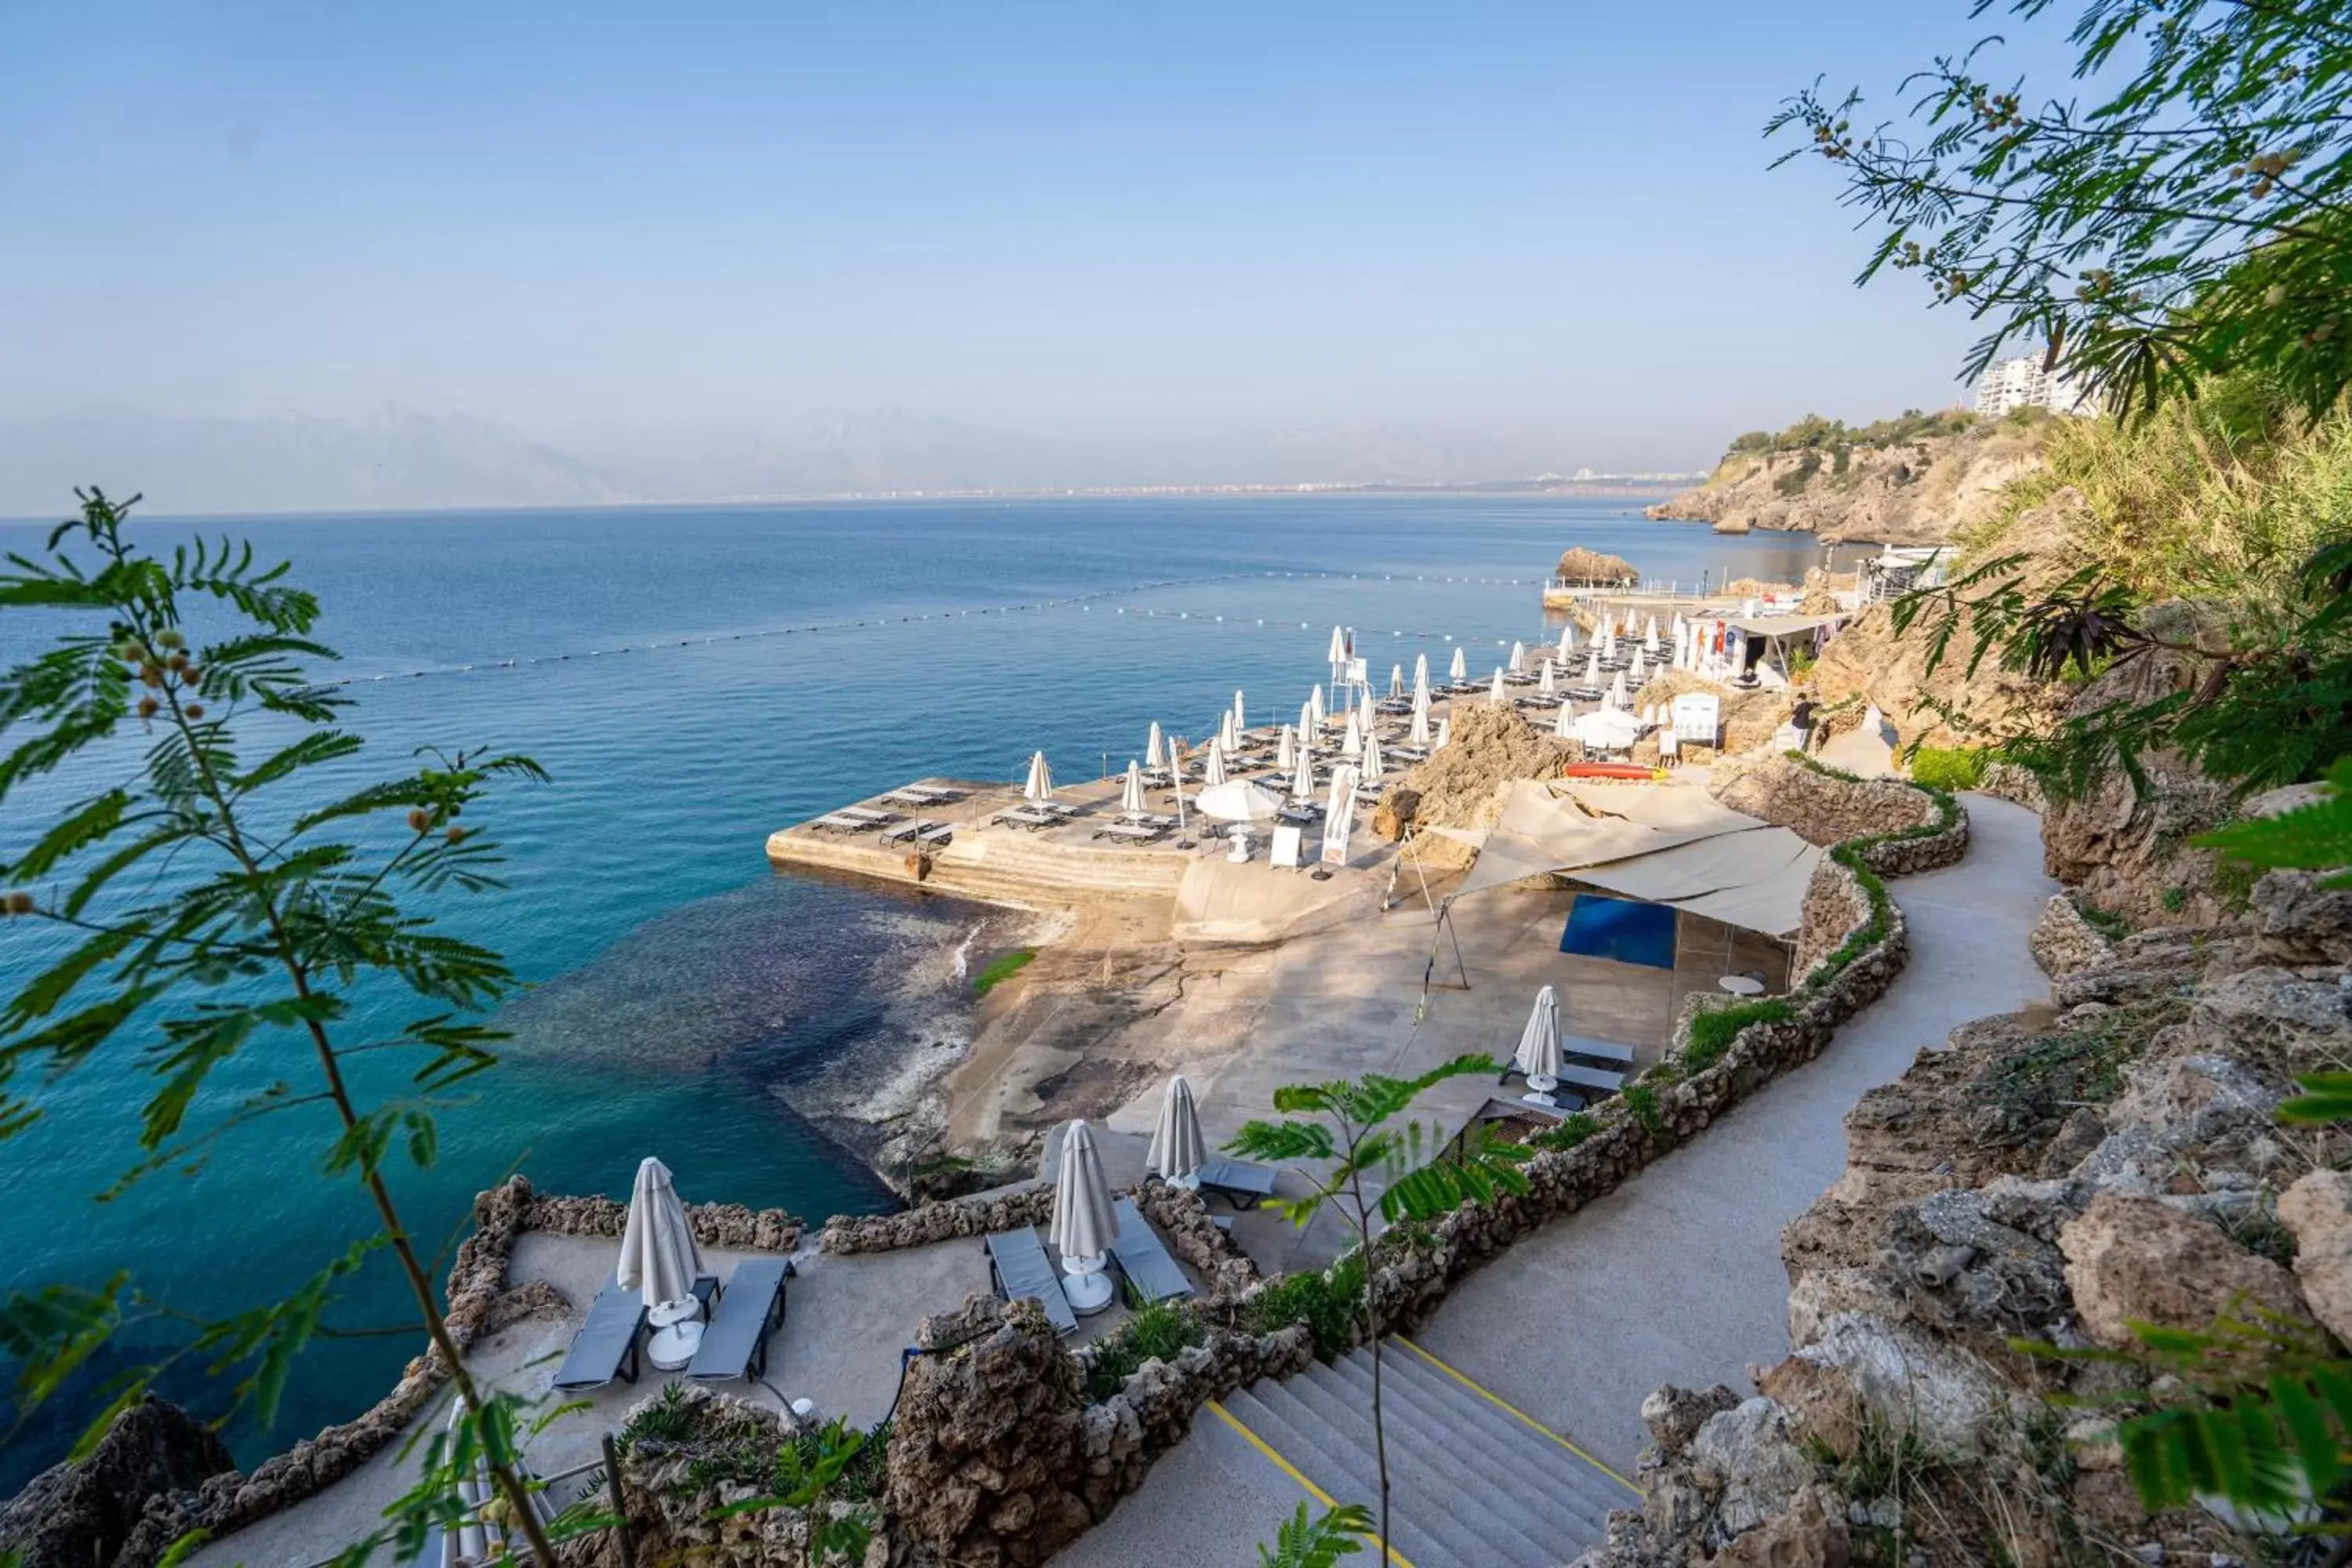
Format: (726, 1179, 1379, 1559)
(0, 2, 2082, 469)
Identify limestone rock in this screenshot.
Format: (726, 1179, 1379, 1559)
(2029, 896, 2113, 979)
(1763, 1312, 2020, 1457)
(2058, 1192, 2310, 1350)
(2247, 869, 2352, 967)
(2280, 1171, 2352, 1345)
(1686, 1399, 1814, 1536)
(1382, 702, 1571, 869)
(1556, 546, 1637, 586)
(0, 1397, 234, 1568)
(886, 1294, 1093, 1568)
(1640, 1384, 1742, 1459)
(1704, 1483, 1850, 1568)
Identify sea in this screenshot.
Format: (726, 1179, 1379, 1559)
(0, 494, 1846, 1491)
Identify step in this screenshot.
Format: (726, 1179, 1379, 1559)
(1217, 1387, 1463, 1568)
(1384, 1342, 1639, 1532)
(1323, 1348, 1617, 1547)
(1278, 1360, 1561, 1568)
(1332, 1347, 1623, 1545)
(1243, 1377, 1512, 1568)
(1375, 1344, 1636, 1519)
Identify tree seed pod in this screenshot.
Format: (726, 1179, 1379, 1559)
(183, 703, 205, 719)
(4, 891, 34, 916)
(445, 826, 467, 845)
(406, 808, 432, 833)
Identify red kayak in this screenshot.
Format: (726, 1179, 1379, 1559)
(1563, 762, 1661, 781)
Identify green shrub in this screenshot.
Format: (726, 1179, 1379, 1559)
(972, 949, 1036, 995)
(1082, 1299, 1206, 1401)
(2162, 884, 2190, 913)
(618, 1382, 699, 1450)
(1528, 1112, 1599, 1152)
(1774, 450, 1824, 496)
(1243, 1252, 1365, 1361)
(2073, 898, 2132, 942)
(1684, 997, 1798, 1072)
(1908, 746, 1987, 791)
(1621, 1084, 1665, 1138)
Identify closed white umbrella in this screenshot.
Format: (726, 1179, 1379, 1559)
(1233, 690, 1247, 731)
(1358, 687, 1376, 731)
(1276, 724, 1297, 770)
(1583, 650, 1601, 685)
(1320, 763, 1359, 867)
(1149, 1076, 1209, 1187)
(1219, 710, 1240, 753)
(1290, 737, 1317, 801)
(1602, 626, 1617, 659)
(1645, 618, 1661, 653)
(1510, 640, 1526, 671)
(1489, 667, 1507, 703)
(1558, 622, 1575, 658)
(1327, 626, 1348, 665)
(1341, 709, 1364, 758)
(1554, 699, 1576, 738)
(1310, 684, 1327, 726)
(1435, 716, 1452, 750)
(1361, 728, 1385, 783)
(1449, 645, 1468, 682)
(1410, 686, 1432, 746)
(1515, 985, 1565, 1106)
(1632, 648, 1647, 683)
(1050, 1120, 1118, 1314)
(1298, 699, 1316, 737)
(1197, 778, 1284, 822)
(1121, 760, 1146, 815)
(618, 1156, 703, 1313)
(1539, 662, 1557, 696)
(1203, 738, 1229, 787)
(1389, 663, 1404, 699)
(1608, 670, 1628, 709)
(1024, 750, 1055, 803)
(1413, 652, 1430, 700)
(1145, 721, 1166, 771)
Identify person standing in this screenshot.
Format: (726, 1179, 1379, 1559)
(1790, 691, 1818, 753)
(1658, 725, 1680, 769)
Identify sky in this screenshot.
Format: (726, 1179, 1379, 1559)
(0, 2, 2087, 474)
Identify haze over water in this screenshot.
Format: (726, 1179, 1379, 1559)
(0, 494, 1838, 1486)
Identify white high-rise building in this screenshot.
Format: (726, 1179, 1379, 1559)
(1974, 354, 2098, 417)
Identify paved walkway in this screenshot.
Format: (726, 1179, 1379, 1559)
(1056, 793, 2056, 1563)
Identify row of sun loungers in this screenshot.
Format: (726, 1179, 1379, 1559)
(880, 785, 964, 808)
(881, 818, 955, 848)
(550, 1261, 789, 1392)
(982, 1163, 1280, 1330)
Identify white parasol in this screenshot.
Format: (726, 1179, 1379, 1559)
(1023, 750, 1054, 803)
(1121, 760, 1146, 815)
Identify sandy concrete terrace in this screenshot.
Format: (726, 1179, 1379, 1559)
(182, 1231, 1060, 1568)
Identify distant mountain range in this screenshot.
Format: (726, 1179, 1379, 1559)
(0, 404, 1620, 517)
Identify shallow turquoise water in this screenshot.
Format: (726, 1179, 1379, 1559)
(0, 495, 1839, 1485)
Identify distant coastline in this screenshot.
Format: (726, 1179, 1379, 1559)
(0, 478, 1699, 526)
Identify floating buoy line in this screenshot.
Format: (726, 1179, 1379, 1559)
(310, 568, 1563, 689)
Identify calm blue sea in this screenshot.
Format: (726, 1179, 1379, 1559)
(0, 495, 1838, 1488)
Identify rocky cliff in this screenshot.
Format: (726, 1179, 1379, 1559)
(1573, 867, 2352, 1566)
(1649, 419, 2049, 545)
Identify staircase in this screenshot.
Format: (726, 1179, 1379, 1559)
(1213, 1339, 1635, 1568)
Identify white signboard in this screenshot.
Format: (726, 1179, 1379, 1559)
(1346, 656, 1368, 687)
(1669, 692, 1722, 746)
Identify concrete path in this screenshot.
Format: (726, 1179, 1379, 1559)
(1054, 794, 2055, 1563)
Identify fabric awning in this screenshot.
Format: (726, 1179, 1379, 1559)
(1443, 779, 1821, 936)
(1724, 613, 1843, 638)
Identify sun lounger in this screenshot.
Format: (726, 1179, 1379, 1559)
(1119, 811, 1177, 828)
(1094, 822, 1167, 844)
(1109, 1197, 1196, 1306)
(686, 1257, 789, 1382)
(992, 808, 1059, 831)
(881, 786, 962, 807)
(810, 813, 877, 834)
(916, 822, 955, 847)
(983, 1228, 1078, 1335)
(1196, 1158, 1277, 1210)
(550, 1281, 648, 1391)
(835, 806, 895, 823)
(880, 818, 942, 847)
(1556, 1063, 1626, 1095)
(1563, 1036, 1635, 1065)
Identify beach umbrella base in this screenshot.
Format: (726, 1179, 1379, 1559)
(1062, 1254, 1115, 1316)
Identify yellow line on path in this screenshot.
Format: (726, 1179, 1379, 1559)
(1391, 1337, 1641, 1494)
(1203, 1399, 1415, 1568)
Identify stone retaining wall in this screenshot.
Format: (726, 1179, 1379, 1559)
(527, 1191, 806, 1253)
(818, 1187, 1054, 1253)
